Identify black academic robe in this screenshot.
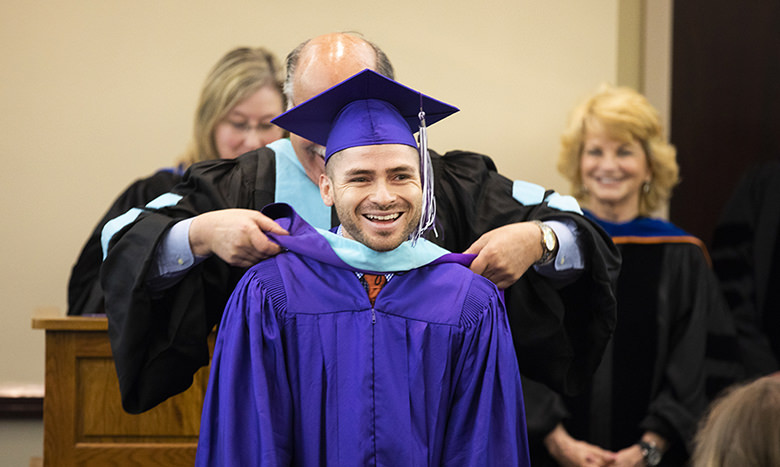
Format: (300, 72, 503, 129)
(712, 160, 780, 377)
(523, 214, 741, 466)
(101, 142, 620, 413)
(68, 168, 183, 316)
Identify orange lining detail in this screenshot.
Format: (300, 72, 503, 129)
(611, 235, 712, 266)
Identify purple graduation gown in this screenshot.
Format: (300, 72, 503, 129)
(195, 204, 530, 466)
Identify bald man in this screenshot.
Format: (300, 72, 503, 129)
(101, 32, 620, 414)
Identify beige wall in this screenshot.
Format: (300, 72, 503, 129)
(1, 1, 632, 387)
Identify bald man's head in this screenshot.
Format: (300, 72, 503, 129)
(284, 32, 394, 106)
(282, 32, 395, 184)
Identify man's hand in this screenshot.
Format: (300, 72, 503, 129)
(544, 424, 617, 467)
(464, 222, 544, 289)
(611, 433, 666, 467)
(610, 444, 645, 467)
(189, 209, 289, 268)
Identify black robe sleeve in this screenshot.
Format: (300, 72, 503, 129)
(101, 148, 275, 413)
(67, 170, 182, 316)
(711, 161, 780, 377)
(429, 150, 620, 395)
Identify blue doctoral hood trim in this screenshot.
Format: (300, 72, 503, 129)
(146, 192, 183, 210)
(270, 138, 332, 230)
(100, 192, 184, 259)
(584, 210, 689, 237)
(102, 208, 143, 259)
(262, 203, 465, 273)
(512, 180, 582, 214)
(544, 192, 583, 214)
(512, 180, 546, 206)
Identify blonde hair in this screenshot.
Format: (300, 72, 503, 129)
(557, 84, 679, 216)
(692, 375, 780, 467)
(179, 46, 284, 166)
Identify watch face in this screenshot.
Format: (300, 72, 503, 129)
(543, 229, 556, 251)
(647, 450, 661, 466)
(640, 442, 662, 466)
(533, 221, 557, 265)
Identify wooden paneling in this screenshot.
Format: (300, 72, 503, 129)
(33, 315, 213, 466)
(670, 1, 780, 244)
(77, 359, 204, 440)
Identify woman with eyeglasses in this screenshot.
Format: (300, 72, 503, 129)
(68, 46, 285, 316)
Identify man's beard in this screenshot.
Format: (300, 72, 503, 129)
(336, 200, 421, 252)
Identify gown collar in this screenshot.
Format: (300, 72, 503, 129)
(262, 203, 474, 273)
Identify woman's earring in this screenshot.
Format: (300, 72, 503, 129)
(643, 181, 651, 193)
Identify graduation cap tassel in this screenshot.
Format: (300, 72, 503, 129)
(412, 107, 437, 244)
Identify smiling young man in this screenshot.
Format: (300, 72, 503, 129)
(195, 70, 530, 466)
(321, 144, 422, 251)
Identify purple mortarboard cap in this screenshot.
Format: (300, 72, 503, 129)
(271, 69, 459, 162)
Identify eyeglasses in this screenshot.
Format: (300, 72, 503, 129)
(224, 120, 276, 135)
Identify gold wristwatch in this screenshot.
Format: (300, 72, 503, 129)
(531, 220, 558, 265)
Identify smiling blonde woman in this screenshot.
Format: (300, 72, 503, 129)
(523, 85, 743, 467)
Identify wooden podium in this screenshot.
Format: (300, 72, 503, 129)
(32, 312, 213, 466)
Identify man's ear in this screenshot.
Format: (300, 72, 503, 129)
(319, 174, 334, 207)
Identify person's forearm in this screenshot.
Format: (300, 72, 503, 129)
(543, 423, 571, 459)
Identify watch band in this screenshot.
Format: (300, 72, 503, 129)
(638, 440, 662, 466)
(531, 220, 557, 266)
